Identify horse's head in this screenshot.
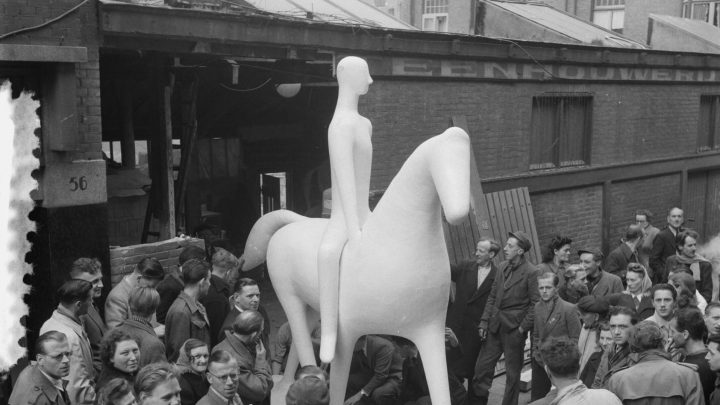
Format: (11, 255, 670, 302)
(428, 127, 471, 225)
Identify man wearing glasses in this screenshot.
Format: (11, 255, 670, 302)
(198, 350, 243, 405)
(39, 279, 97, 404)
(9, 331, 73, 405)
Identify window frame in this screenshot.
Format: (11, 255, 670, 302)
(529, 93, 593, 170)
(698, 95, 720, 152)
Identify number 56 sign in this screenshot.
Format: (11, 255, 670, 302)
(43, 160, 106, 208)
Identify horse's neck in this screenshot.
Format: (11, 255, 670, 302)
(365, 150, 442, 238)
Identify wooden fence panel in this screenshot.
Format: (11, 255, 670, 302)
(444, 187, 541, 265)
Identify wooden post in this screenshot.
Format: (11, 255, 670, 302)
(176, 77, 199, 230)
(117, 80, 136, 169)
(451, 115, 492, 237)
(158, 74, 176, 240)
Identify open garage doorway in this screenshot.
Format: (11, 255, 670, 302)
(100, 50, 337, 248)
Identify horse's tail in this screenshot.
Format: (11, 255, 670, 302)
(241, 210, 308, 271)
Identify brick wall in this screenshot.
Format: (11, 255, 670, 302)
(362, 77, 719, 256)
(362, 79, 719, 190)
(532, 186, 604, 255)
(109, 237, 205, 287)
(608, 174, 681, 250)
(0, 0, 103, 162)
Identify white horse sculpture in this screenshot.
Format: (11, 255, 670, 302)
(241, 127, 471, 405)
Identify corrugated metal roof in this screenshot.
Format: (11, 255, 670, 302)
(489, 0, 645, 48)
(243, 0, 416, 30)
(650, 14, 720, 46)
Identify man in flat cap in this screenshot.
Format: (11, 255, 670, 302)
(469, 231, 539, 405)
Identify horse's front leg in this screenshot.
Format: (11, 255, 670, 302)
(329, 328, 358, 405)
(412, 324, 452, 405)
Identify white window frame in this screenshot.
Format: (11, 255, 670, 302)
(682, 1, 720, 27)
(592, 0, 625, 32)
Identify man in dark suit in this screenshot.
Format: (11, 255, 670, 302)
(579, 249, 623, 298)
(200, 247, 240, 346)
(345, 335, 404, 405)
(604, 225, 642, 286)
(530, 272, 582, 401)
(446, 238, 500, 385)
(219, 278, 272, 356)
(470, 231, 540, 405)
(69, 257, 107, 375)
(650, 207, 684, 284)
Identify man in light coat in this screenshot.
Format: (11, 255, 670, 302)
(607, 321, 702, 405)
(9, 331, 73, 405)
(40, 280, 96, 404)
(105, 257, 164, 328)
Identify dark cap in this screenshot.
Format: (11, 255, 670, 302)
(286, 377, 329, 405)
(577, 248, 604, 262)
(508, 231, 532, 252)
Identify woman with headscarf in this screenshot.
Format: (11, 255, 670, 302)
(174, 338, 210, 405)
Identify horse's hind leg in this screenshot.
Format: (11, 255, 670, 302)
(412, 326, 452, 405)
(280, 295, 317, 367)
(271, 343, 299, 405)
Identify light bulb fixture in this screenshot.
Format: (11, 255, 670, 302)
(275, 83, 302, 98)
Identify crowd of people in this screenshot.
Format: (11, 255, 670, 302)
(450, 206, 719, 405)
(7, 205, 720, 405)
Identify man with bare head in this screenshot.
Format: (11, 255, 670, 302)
(650, 207, 684, 284)
(318, 56, 373, 363)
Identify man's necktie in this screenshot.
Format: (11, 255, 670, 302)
(633, 296, 640, 311)
(60, 381, 70, 405)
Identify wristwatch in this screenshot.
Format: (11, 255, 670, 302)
(360, 389, 369, 397)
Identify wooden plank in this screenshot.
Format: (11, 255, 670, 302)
(521, 189, 542, 265)
(0, 44, 87, 63)
(441, 220, 456, 265)
(451, 115, 492, 237)
(159, 81, 176, 240)
(499, 190, 518, 236)
(176, 77, 199, 226)
(117, 80, 136, 169)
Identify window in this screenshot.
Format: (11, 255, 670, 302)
(530, 94, 592, 170)
(698, 95, 720, 151)
(683, 1, 720, 27)
(592, 0, 625, 33)
(422, 0, 448, 32)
